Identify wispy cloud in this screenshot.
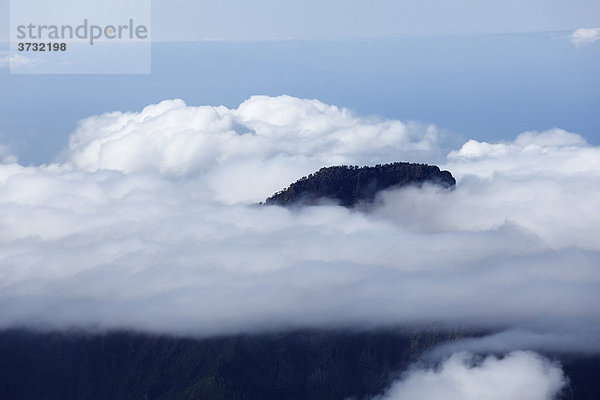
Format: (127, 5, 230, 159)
(0, 144, 17, 164)
(571, 27, 600, 47)
(0, 51, 39, 68)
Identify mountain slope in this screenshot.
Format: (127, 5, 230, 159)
(0, 329, 461, 400)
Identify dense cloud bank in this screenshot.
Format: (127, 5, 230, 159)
(0, 96, 599, 365)
(64, 95, 442, 204)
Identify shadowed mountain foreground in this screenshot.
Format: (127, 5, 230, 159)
(0, 329, 460, 400)
(0, 329, 598, 400)
(265, 162, 455, 207)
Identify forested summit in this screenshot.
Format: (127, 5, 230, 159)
(265, 162, 455, 207)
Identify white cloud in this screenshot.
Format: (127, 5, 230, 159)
(0, 96, 598, 354)
(571, 27, 600, 47)
(65, 95, 443, 203)
(375, 351, 566, 400)
(446, 128, 596, 178)
(378, 129, 600, 250)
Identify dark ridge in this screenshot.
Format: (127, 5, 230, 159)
(0, 328, 463, 400)
(264, 162, 456, 207)
(0, 328, 597, 400)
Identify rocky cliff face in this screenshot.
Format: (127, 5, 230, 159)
(265, 162, 455, 207)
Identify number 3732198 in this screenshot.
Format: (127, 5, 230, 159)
(18, 42, 67, 51)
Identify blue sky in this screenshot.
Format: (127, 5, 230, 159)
(149, 0, 600, 40)
(0, 0, 599, 164)
(2, 0, 600, 41)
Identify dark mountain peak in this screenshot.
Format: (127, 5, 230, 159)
(265, 162, 455, 207)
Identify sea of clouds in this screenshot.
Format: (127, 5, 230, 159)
(1, 95, 598, 399)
